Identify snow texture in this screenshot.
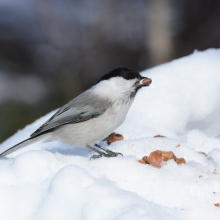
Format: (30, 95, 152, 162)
(0, 49, 220, 220)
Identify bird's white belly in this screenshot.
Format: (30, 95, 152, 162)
(52, 100, 132, 147)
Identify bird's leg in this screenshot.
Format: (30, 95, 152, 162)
(94, 144, 123, 157)
(86, 145, 107, 159)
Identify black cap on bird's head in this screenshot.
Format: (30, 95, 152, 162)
(98, 67, 140, 82)
(98, 67, 152, 88)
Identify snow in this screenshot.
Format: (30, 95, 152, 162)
(1, 49, 220, 219)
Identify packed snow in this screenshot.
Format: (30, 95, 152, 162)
(0, 49, 220, 220)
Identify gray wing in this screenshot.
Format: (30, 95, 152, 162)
(30, 89, 111, 138)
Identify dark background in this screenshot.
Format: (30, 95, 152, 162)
(0, 0, 220, 143)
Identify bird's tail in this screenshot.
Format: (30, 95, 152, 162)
(0, 133, 50, 158)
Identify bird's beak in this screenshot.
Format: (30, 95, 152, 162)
(138, 76, 152, 87)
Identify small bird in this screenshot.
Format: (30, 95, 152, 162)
(0, 67, 152, 159)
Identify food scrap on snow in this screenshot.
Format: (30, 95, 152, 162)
(138, 150, 186, 168)
(105, 132, 124, 145)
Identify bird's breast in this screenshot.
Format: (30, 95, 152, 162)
(109, 99, 134, 127)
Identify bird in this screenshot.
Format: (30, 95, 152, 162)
(0, 67, 152, 159)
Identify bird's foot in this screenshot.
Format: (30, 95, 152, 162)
(90, 151, 123, 160)
(87, 144, 123, 160)
(90, 154, 105, 160)
(104, 151, 123, 158)
(94, 143, 123, 158)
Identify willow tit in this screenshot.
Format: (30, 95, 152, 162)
(0, 67, 152, 159)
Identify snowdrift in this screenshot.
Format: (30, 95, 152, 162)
(0, 49, 220, 220)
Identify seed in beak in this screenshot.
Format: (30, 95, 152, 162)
(140, 78, 152, 86)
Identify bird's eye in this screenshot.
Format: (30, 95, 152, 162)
(125, 75, 129, 80)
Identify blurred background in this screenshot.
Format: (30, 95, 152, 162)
(0, 0, 220, 143)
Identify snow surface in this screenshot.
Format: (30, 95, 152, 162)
(1, 49, 220, 220)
